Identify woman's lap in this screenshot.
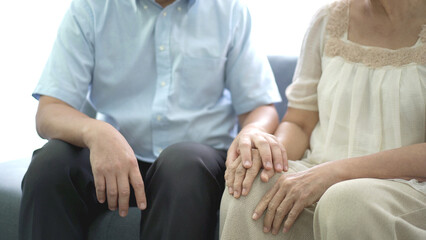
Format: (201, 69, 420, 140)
(220, 161, 426, 240)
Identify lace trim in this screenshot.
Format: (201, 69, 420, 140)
(324, 0, 426, 68)
(326, 38, 426, 67)
(326, 0, 348, 39)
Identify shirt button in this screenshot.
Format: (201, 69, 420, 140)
(159, 45, 165, 51)
(177, 7, 182, 11)
(156, 115, 162, 121)
(160, 81, 166, 87)
(163, 12, 167, 16)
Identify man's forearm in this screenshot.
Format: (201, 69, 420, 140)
(36, 96, 111, 148)
(238, 104, 279, 133)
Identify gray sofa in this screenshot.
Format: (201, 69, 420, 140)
(0, 56, 297, 240)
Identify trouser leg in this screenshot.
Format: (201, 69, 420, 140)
(220, 160, 314, 240)
(19, 139, 150, 240)
(140, 142, 226, 240)
(314, 178, 426, 240)
(19, 139, 103, 240)
(220, 161, 426, 240)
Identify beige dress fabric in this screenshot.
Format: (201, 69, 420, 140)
(220, 0, 426, 239)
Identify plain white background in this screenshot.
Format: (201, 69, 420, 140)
(0, 0, 332, 162)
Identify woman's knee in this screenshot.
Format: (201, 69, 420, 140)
(315, 179, 388, 236)
(221, 173, 280, 216)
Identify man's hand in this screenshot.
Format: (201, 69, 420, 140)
(226, 125, 287, 172)
(85, 121, 147, 217)
(36, 96, 146, 218)
(225, 149, 275, 198)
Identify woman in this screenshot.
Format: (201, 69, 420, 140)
(220, 0, 426, 239)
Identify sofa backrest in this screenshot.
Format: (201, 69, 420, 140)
(267, 55, 297, 120)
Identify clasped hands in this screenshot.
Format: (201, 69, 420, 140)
(225, 127, 336, 235)
(225, 129, 288, 197)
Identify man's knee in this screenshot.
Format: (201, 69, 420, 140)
(23, 139, 89, 195)
(145, 142, 226, 201)
(155, 142, 225, 179)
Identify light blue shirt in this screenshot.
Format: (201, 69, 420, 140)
(33, 0, 281, 162)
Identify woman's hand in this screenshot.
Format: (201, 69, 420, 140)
(252, 163, 341, 235)
(225, 149, 275, 198)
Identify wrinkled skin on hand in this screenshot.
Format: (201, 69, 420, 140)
(252, 163, 339, 235)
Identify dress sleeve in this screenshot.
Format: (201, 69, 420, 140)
(32, 0, 95, 110)
(225, 2, 281, 115)
(285, 5, 329, 111)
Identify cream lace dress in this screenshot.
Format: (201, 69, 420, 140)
(286, 0, 426, 194)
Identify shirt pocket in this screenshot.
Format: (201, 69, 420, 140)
(175, 56, 227, 109)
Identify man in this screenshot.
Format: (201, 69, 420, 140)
(19, 0, 285, 239)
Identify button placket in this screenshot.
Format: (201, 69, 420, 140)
(151, 5, 175, 157)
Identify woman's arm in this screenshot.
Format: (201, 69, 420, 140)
(275, 107, 319, 160)
(331, 143, 426, 182)
(253, 142, 426, 235)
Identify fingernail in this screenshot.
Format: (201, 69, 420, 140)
(266, 162, 272, 169)
(283, 227, 289, 233)
(120, 211, 126, 217)
(252, 213, 258, 219)
(229, 187, 233, 194)
(263, 226, 269, 233)
(139, 202, 146, 210)
(284, 165, 288, 171)
(242, 188, 247, 195)
(276, 163, 282, 171)
(244, 161, 250, 167)
(265, 174, 269, 182)
(233, 190, 239, 198)
(272, 229, 278, 235)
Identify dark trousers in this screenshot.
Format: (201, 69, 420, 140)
(19, 139, 226, 240)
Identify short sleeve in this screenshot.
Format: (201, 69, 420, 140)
(225, 2, 281, 115)
(32, 0, 95, 110)
(285, 5, 329, 111)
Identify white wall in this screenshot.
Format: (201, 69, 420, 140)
(0, 0, 72, 162)
(247, 0, 333, 56)
(0, 0, 331, 162)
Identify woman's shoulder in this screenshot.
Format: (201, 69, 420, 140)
(306, 0, 349, 38)
(324, 0, 350, 39)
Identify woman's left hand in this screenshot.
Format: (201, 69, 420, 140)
(252, 163, 341, 235)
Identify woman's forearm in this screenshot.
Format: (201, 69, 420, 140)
(275, 121, 310, 160)
(275, 107, 319, 160)
(329, 143, 426, 182)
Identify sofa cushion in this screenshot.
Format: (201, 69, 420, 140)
(0, 158, 31, 240)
